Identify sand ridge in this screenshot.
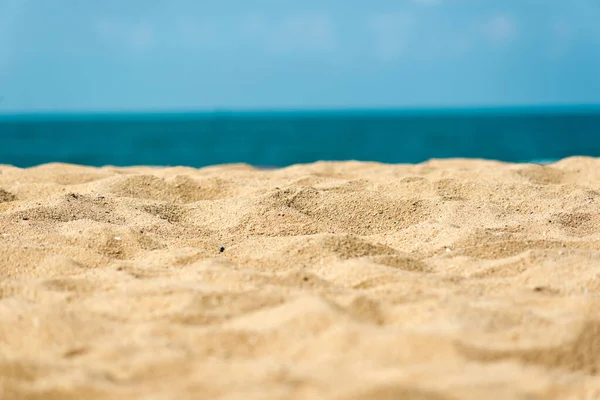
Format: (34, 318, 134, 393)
(1, 157, 600, 399)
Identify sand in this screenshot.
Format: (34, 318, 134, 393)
(1, 157, 600, 399)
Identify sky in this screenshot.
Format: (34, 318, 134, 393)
(0, 0, 599, 112)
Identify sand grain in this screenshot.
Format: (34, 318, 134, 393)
(1, 158, 600, 399)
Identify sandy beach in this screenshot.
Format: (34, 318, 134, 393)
(1, 157, 600, 399)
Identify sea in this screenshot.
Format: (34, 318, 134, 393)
(1, 106, 599, 168)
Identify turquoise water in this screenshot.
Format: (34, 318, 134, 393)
(1, 107, 599, 167)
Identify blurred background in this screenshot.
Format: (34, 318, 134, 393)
(1, 0, 599, 167)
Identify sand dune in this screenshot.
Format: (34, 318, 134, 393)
(1, 158, 600, 399)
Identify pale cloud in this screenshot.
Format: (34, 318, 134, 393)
(128, 23, 154, 50)
(274, 13, 335, 51)
(94, 19, 154, 51)
(369, 12, 416, 62)
(178, 19, 217, 47)
(412, 0, 441, 6)
(94, 19, 120, 41)
(482, 13, 518, 46)
(242, 13, 268, 37)
(244, 13, 336, 53)
(0, 0, 31, 72)
(549, 20, 575, 58)
(426, 34, 474, 59)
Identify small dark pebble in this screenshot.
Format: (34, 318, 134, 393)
(22, 217, 29, 221)
(303, 277, 309, 282)
(219, 246, 225, 253)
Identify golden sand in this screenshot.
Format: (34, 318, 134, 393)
(1, 158, 600, 399)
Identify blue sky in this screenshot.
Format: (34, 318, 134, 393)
(1, 0, 599, 112)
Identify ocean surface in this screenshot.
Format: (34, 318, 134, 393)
(1, 107, 599, 168)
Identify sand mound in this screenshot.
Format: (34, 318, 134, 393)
(2, 158, 600, 399)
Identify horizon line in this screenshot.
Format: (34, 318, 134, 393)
(1, 104, 600, 120)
